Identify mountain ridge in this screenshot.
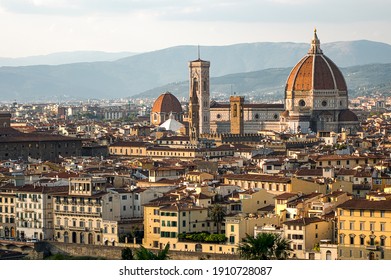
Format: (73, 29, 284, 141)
(1, 40, 391, 102)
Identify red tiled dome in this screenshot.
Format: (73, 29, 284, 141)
(152, 92, 182, 114)
(285, 30, 347, 92)
(338, 109, 358, 122)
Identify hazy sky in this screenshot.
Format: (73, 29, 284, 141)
(0, 0, 390, 57)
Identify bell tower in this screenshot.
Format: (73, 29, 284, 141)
(188, 54, 210, 142)
(230, 95, 244, 134)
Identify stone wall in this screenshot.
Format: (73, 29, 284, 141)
(34, 242, 239, 260)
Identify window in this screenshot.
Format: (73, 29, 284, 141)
(122, 195, 127, 200)
(360, 236, 365, 245)
(339, 221, 344, 230)
(380, 223, 386, 232)
(380, 210, 385, 218)
(370, 223, 375, 231)
(350, 236, 355, 245)
(339, 235, 344, 245)
(350, 210, 354, 216)
(350, 222, 354, 230)
(370, 210, 375, 217)
(231, 225, 234, 232)
(360, 222, 365, 231)
(360, 209, 364, 217)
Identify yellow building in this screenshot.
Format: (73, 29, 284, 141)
(185, 171, 214, 184)
(239, 189, 275, 214)
(109, 141, 151, 157)
(314, 154, 384, 169)
(0, 184, 18, 239)
(283, 217, 333, 259)
(225, 214, 280, 246)
(337, 199, 391, 259)
(143, 201, 211, 249)
(223, 174, 292, 194)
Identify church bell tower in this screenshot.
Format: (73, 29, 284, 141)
(188, 53, 210, 142)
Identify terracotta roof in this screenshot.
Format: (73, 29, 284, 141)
(110, 141, 152, 147)
(339, 109, 359, 122)
(258, 204, 275, 212)
(151, 92, 182, 114)
(283, 217, 324, 226)
(338, 199, 391, 210)
(274, 192, 298, 200)
(295, 169, 323, 176)
(0, 128, 83, 143)
(223, 174, 291, 183)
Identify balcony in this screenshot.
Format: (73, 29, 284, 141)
(93, 228, 102, 233)
(366, 245, 379, 251)
(53, 210, 101, 218)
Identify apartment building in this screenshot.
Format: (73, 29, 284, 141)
(53, 176, 120, 246)
(108, 186, 175, 219)
(283, 217, 333, 259)
(0, 184, 18, 239)
(337, 199, 391, 259)
(15, 185, 68, 241)
(223, 174, 292, 194)
(143, 201, 210, 249)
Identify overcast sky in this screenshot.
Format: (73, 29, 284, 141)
(0, 0, 390, 57)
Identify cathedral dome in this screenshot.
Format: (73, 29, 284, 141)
(152, 92, 182, 114)
(285, 30, 347, 92)
(338, 109, 358, 122)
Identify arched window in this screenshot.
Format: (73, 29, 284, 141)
(233, 104, 238, 117)
(326, 250, 332, 260)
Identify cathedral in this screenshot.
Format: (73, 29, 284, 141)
(151, 30, 359, 141)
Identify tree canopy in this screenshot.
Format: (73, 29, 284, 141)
(238, 233, 292, 260)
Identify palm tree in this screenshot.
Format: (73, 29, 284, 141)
(238, 233, 292, 260)
(209, 204, 226, 234)
(133, 243, 170, 260)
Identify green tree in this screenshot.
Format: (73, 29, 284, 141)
(209, 204, 226, 234)
(238, 233, 292, 260)
(133, 243, 170, 260)
(121, 248, 134, 260)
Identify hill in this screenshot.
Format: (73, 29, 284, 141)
(0, 51, 136, 67)
(1, 40, 391, 102)
(135, 63, 391, 101)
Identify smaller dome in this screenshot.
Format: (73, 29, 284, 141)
(280, 110, 290, 118)
(339, 109, 358, 122)
(152, 92, 182, 114)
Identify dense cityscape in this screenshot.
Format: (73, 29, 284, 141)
(1, 31, 391, 261)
